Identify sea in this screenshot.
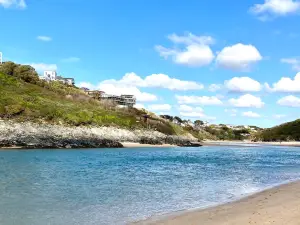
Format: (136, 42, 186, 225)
(1, 145, 300, 225)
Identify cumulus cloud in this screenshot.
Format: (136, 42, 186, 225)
(277, 95, 300, 107)
(134, 103, 145, 110)
(229, 94, 265, 108)
(98, 83, 157, 102)
(78, 82, 157, 102)
(281, 58, 300, 71)
(273, 114, 286, 119)
(37, 36, 52, 42)
(100, 72, 203, 91)
(0, 0, 26, 8)
(225, 77, 262, 92)
(179, 104, 215, 120)
(176, 95, 223, 105)
(265, 72, 300, 92)
(250, 0, 300, 20)
(148, 104, 172, 111)
(242, 111, 261, 118)
(155, 33, 215, 67)
(216, 43, 262, 71)
(208, 84, 222, 92)
(30, 63, 57, 72)
(61, 57, 81, 63)
(225, 109, 237, 117)
(179, 105, 203, 112)
(79, 72, 202, 103)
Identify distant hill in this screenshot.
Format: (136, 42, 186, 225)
(257, 119, 300, 142)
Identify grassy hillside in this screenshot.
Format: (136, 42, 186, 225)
(0, 62, 259, 141)
(0, 69, 190, 136)
(256, 119, 300, 142)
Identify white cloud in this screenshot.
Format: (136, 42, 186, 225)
(101, 72, 203, 91)
(281, 58, 300, 71)
(148, 104, 172, 111)
(225, 109, 237, 117)
(135, 103, 145, 110)
(250, 0, 300, 20)
(30, 63, 57, 72)
(277, 95, 300, 107)
(78, 82, 157, 102)
(61, 57, 81, 63)
(98, 83, 157, 102)
(167, 33, 215, 45)
(178, 104, 215, 120)
(180, 111, 216, 120)
(37, 36, 52, 42)
(216, 43, 262, 71)
(179, 104, 203, 112)
(242, 111, 261, 118)
(176, 95, 223, 105)
(0, 0, 26, 8)
(265, 72, 300, 92)
(208, 84, 222, 92)
(225, 77, 262, 92)
(155, 33, 215, 67)
(229, 94, 265, 108)
(273, 114, 286, 119)
(78, 82, 94, 90)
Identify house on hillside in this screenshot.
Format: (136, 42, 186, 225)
(44, 71, 57, 81)
(42, 71, 75, 86)
(0, 52, 3, 64)
(84, 90, 136, 107)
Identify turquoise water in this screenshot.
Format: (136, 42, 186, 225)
(1, 146, 300, 225)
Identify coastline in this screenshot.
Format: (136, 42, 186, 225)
(202, 140, 300, 147)
(2, 140, 300, 149)
(121, 142, 175, 148)
(134, 180, 300, 225)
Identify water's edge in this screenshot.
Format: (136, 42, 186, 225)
(132, 178, 300, 224)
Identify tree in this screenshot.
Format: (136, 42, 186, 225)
(0, 61, 17, 76)
(194, 120, 204, 126)
(13, 65, 39, 84)
(160, 115, 174, 121)
(174, 116, 183, 123)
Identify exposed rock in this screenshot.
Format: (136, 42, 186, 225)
(0, 120, 196, 149)
(178, 142, 203, 147)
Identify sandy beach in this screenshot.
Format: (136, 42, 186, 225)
(121, 142, 175, 148)
(135, 181, 300, 225)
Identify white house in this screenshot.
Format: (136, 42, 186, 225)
(0, 52, 3, 64)
(44, 71, 57, 81)
(62, 78, 75, 86)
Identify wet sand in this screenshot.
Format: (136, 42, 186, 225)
(135, 181, 300, 225)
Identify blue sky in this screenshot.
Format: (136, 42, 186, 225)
(1, 0, 300, 128)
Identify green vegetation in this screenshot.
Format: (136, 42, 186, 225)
(0, 62, 183, 135)
(0, 61, 264, 141)
(256, 119, 300, 142)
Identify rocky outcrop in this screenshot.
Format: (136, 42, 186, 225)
(0, 120, 197, 149)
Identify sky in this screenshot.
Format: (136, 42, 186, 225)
(1, 0, 300, 128)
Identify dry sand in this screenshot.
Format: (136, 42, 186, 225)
(121, 142, 175, 148)
(135, 181, 300, 225)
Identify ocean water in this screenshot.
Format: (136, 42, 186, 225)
(1, 146, 300, 225)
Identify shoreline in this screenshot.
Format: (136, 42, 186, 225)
(134, 180, 300, 225)
(202, 140, 300, 147)
(2, 140, 300, 149)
